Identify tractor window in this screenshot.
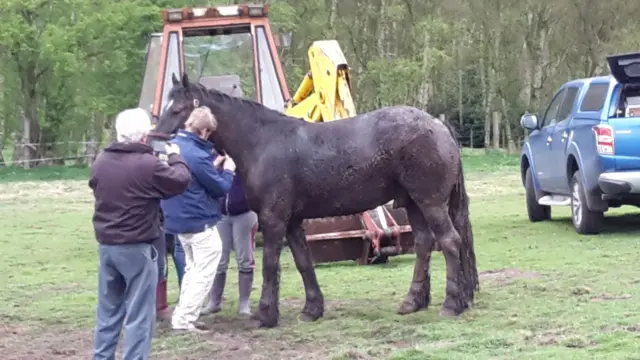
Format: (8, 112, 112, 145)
(139, 34, 162, 117)
(256, 26, 285, 112)
(160, 32, 181, 116)
(183, 29, 257, 101)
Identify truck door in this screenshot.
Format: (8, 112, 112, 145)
(548, 85, 581, 193)
(530, 88, 567, 191)
(605, 52, 640, 170)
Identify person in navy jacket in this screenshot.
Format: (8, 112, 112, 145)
(201, 167, 258, 316)
(160, 106, 236, 333)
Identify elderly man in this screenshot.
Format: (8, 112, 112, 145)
(161, 106, 236, 332)
(90, 108, 191, 360)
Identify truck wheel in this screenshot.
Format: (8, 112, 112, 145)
(525, 168, 551, 222)
(571, 171, 603, 235)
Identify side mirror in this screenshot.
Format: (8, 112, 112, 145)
(275, 32, 292, 49)
(520, 113, 539, 130)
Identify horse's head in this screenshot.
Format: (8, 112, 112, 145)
(155, 73, 206, 136)
(155, 72, 227, 154)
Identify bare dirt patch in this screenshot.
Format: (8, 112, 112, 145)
(0, 325, 92, 360)
(521, 328, 596, 348)
(479, 268, 542, 285)
(0, 318, 324, 360)
(590, 293, 632, 302)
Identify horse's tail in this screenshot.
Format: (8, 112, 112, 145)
(443, 120, 480, 306)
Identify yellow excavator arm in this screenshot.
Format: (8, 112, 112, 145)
(284, 40, 357, 121)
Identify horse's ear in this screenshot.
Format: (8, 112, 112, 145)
(172, 73, 180, 86)
(181, 72, 190, 87)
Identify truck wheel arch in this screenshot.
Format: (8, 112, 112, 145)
(566, 155, 579, 188)
(565, 150, 608, 212)
(520, 155, 531, 187)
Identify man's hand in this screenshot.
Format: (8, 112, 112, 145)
(213, 155, 225, 168)
(223, 156, 236, 172)
(165, 143, 180, 156)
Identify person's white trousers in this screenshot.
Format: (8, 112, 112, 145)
(171, 225, 222, 328)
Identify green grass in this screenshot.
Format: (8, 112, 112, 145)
(0, 164, 90, 183)
(3, 151, 640, 359)
(0, 147, 516, 184)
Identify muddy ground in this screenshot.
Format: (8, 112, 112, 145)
(0, 268, 544, 360)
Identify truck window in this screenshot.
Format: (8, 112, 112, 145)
(556, 86, 580, 122)
(541, 89, 566, 127)
(579, 83, 609, 112)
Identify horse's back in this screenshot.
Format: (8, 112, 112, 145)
(303, 105, 454, 153)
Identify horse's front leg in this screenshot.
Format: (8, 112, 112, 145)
(286, 219, 324, 322)
(251, 212, 286, 328)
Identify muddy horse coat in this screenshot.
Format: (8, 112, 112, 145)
(152, 73, 479, 328)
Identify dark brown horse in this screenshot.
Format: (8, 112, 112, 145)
(152, 73, 479, 328)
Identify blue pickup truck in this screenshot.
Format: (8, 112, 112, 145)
(520, 52, 640, 234)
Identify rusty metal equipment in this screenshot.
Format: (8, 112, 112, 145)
(138, 3, 416, 265)
(303, 203, 414, 264)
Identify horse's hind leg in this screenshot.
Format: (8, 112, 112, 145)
(252, 212, 286, 328)
(398, 199, 436, 315)
(417, 202, 470, 317)
(286, 219, 324, 321)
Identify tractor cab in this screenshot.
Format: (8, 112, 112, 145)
(138, 4, 291, 122)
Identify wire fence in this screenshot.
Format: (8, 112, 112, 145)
(0, 141, 106, 167)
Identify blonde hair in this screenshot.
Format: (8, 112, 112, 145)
(115, 108, 151, 142)
(185, 106, 217, 133)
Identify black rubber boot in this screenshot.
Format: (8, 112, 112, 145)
(238, 270, 254, 316)
(201, 272, 226, 315)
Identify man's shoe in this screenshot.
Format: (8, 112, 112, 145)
(172, 321, 210, 334)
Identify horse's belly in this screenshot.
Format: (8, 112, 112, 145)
(297, 184, 395, 219)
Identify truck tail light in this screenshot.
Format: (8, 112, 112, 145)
(593, 124, 614, 155)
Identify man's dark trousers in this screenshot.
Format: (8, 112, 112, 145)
(92, 242, 158, 360)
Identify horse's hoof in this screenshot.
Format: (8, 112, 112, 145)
(299, 312, 321, 322)
(439, 307, 459, 318)
(397, 300, 420, 315)
(250, 313, 278, 328)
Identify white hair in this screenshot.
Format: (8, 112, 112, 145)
(115, 108, 151, 143)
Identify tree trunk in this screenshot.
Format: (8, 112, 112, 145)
(492, 111, 501, 149)
(502, 97, 516, 153)
(457, 40, 464, 128)
(84, 112, 106, 166)
(480, 31, 492, 150)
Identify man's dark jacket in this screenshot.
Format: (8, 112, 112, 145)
(89, 142, 191, 245)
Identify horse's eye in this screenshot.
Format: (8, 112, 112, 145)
(162, 99, 174, 113)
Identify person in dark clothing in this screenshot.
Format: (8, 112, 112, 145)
(165, 232, 185, 290)
(202, 169, 258, 316)
(90, 108, 191, 360)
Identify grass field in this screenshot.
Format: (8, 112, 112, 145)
(2, 149, 640, 359)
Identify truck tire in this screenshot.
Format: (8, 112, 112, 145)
(570, 171, 603, 235)
(525, 167, 551, 222)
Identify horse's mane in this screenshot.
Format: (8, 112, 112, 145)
(183, 81, 304, 127)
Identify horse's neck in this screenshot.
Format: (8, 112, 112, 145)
(208, 96, 303, 165)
